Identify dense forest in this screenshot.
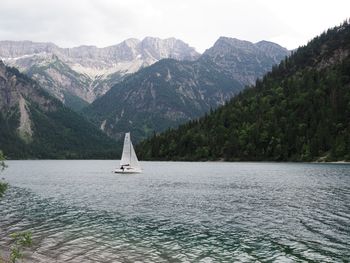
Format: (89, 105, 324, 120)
(137, 20, 350, 162)
(0, 106, 120, 159)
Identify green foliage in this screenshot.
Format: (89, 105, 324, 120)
(0, 106, 120, 159)
(0, 182, 7, 198)
(0, 150, 6, 171)
(0, 150, 8, 198)
(9, 232, 32, 263)
(137, 20, 350, 162)
(62, 91, 89, 112)
(10, 232, 32, 247)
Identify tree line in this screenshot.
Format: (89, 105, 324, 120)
(137, 20, 350, 162)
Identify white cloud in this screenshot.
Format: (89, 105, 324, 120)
(0, 0, 349, 52)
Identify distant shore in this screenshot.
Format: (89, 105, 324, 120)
(3, 158, 350, 163)
(313, 160, 350, 164)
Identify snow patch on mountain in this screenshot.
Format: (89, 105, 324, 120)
(0, 38, 200, 105)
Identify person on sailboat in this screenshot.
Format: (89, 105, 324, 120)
(115, 132, 142, 173)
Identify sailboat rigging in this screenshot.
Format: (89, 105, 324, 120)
(114, 132, 142, 173)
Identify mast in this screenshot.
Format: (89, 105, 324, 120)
(119, 132, 141, 170)
(120, 132, 131, 166)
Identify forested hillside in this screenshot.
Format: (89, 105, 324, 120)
(137, 20, 350, 162)
(0, 62, 119, 159)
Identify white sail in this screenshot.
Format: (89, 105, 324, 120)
(117, 132, 141, 173)
(120, 132, 131, 166)
(129, 140, 141, 169)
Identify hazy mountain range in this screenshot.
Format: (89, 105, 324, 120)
(0, 36, 290, 157)
(0, 38, 200, 110)
(84, 37, 289, 142)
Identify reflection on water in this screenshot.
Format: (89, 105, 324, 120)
(0, 161, 349, 262)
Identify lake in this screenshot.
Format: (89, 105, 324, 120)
(0, 161, 349, 262)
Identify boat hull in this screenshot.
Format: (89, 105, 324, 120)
(114, 168, 142, 174)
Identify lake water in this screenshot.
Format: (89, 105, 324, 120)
(0, 161, 349, 262)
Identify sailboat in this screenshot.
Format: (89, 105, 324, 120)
(114, 132, 142, 174)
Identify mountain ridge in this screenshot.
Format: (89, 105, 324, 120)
(0, 60, 119, 159)
(200, 36, 290, 84)
(0, 37, 200, 108)
(84, 37, 289, 143)
(136, 20, 350, 162)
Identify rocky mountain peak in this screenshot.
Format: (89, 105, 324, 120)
(255, 40, 290, 60)
(0, 40, 58, 58)
(140, 37, 200, 61)
(119, 38, 141, 49)
(205, 37, 290, 58)
(0, 37, 200, 106)
(83, 34, 291, 143)
(255, 40, 282, 48)
(200, 37, 290, 86)
(205, 37, 259, 57)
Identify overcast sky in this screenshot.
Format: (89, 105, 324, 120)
(0, 0, 349, 52)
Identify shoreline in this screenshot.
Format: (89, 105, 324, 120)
(3, 159, 350, 164)
(313, 161, 350, 164)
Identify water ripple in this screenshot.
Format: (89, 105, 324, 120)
(0, 161, 349, 262)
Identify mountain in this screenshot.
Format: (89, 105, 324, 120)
(0, 61, 119, 159)
(136, 20, 350, 162)
(200, 37, 289, 85)
(83, 38, 289, 142)
(83, 58, 242, 142)
(0, 38, 200, 110)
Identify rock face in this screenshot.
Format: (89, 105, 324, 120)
(0, 61, 118, 159)
(83, 58, 242, 142)
(83, 38, 290, 142)
(0, 38, 200, 109)
(200, 37, 290, 85)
